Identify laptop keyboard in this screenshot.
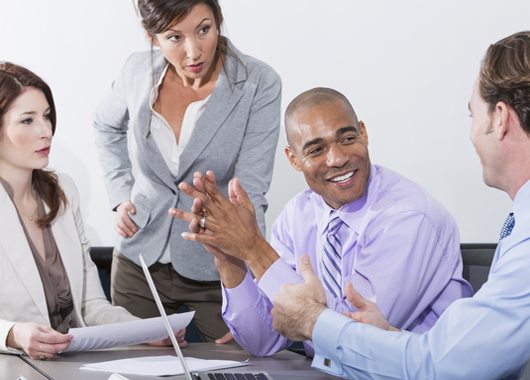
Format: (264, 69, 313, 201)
(193, 373, 269, 380)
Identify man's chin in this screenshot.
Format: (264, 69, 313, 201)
(482, 173, 502, 192)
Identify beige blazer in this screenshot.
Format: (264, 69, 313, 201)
(0, 173, 136, 351)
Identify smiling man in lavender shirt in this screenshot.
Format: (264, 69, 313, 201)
(170, 87, 472, 357)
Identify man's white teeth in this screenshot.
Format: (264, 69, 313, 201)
(331, 172, 354, 182)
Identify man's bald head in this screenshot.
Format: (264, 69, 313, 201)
(285, 87, 359, 148)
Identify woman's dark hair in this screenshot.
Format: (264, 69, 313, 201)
(136, 0, 243, 80)
(480, 31, 530, 134)
(0, 62, 67, 227)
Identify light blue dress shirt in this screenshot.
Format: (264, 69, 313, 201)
(312, 179, 530, 380)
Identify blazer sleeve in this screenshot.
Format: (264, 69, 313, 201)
(0, 321, 18, 353)
(59, 174, 138, 326)
(233, 64, 281, 235)
(93, 54, 136, 211)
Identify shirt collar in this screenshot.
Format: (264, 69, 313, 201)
(512, 178, 530, 234)
(315, 164, 376, 235)
(149, 63, 170, 111)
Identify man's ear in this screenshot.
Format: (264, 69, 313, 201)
(495, 101, 515, 141)
(285, 146, 302, 172)
(358, 121, 369, 146)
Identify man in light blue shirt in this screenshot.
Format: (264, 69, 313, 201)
(271, 31, 530, 380)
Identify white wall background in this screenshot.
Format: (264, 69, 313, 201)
(1, 0, 529, 246)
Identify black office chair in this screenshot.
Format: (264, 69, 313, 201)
(460, 243, 496, 293)
(90, 246, 113, 301)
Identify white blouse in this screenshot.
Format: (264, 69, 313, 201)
(149, 64, 211, 263)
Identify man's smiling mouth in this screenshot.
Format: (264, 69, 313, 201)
(329, 171, 354, 183)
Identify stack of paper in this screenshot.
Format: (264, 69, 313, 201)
(64, 312, 194, 352)
(81, 355, 250, 376)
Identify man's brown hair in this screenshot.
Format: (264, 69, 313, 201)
(480, 31, 530, 134)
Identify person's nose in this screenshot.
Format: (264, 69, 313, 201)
(326, 145, 349, 167)
(40, 119, 52, 140)
(185, 38, 201, 60)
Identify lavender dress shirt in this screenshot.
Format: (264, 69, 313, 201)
(222, 165, 473, 357)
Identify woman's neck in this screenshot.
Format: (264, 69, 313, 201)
(0, 166, 34, 202)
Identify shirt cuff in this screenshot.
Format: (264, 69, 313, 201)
(223, 270, 260, 313)
(258, 258, 303, 300)
(311, 309, 354, 376)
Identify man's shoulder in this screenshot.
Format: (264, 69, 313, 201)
(271, 189, 320, 251)
(284, 188, 316, 210)
(371, 165, 441, 213)
(274, 189, 318, 227)
(363, 165, 456, 232)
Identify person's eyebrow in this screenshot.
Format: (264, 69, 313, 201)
(165, 18, 211, 34)
(335, 126, 358, 137)
(302, 137, 325, 152)
(18, 107, 50, 117)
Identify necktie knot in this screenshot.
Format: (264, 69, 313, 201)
(327, 215, 343, 237)
(499, 212, 515, 240)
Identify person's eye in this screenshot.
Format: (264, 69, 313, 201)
(21, 118, 33, 125)
(343, 136, 354, 143)
(43, 113, 51, 120)
(199, 26, 210, 35)
(307, 147, 323, 156)
(168, 35, 181, 42)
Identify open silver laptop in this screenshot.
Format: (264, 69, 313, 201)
(139, 255, 335, 380)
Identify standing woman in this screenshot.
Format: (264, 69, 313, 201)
(93, 0, 281, 342)
(0, 62, 186, 359)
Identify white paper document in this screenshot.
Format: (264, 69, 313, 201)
(64, 312, 194, 352)
(81, 355, 250, 376)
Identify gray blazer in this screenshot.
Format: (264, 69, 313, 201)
(93, 42, 281, 281)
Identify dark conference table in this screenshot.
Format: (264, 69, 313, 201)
(2, 343, 340, 380)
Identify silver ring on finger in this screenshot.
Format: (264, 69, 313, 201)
(200, 216, 206, 229)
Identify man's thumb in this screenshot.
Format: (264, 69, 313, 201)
(299, 254, 317, 283)
(345, 282, 367, 310)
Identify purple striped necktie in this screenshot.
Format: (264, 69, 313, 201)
(321, 213, 344, 298)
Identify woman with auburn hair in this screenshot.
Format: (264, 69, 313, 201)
(0, 62, 186, 359)
(93, 0, 281, 342)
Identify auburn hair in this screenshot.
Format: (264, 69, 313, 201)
(0, 62, 67, 227)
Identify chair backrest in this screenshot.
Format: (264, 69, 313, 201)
(90, 246, 114, 301)
(460, 243, 496, 293)
(90, 246, 114, 272)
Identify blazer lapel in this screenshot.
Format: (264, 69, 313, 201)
(134, 54, 179, 192)
(0, 188, 49, 322)
(176, 49, 247, 181)
(135, 103, 179, 192)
